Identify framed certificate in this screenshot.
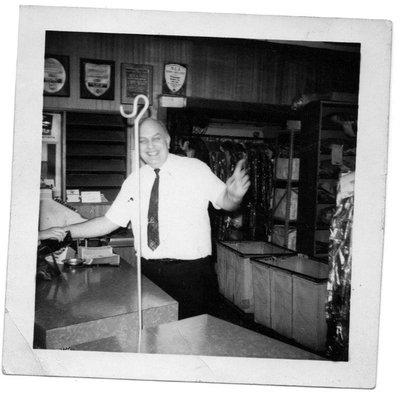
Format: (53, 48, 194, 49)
(121, 63, 153, 104)
(43, 54, 70, 97)
(80, 58, 115, 100)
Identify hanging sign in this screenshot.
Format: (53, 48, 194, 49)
(80, 59, 115, 100)
(162, 63, 187, 96)
(43, 55, 70, 97)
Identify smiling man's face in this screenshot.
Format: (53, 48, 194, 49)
(139, 119, 171, 169)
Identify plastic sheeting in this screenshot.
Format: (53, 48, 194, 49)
(326, 194, 353, 360)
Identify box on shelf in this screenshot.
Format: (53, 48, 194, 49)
(271, 225, 297, 251)
(251, 255, 329, 352)
(274, 188, 298, 220)
(275, 158, 300, 181)
(215, 241, 295, 314)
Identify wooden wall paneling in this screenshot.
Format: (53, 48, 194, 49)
(190, 42, 209, 99)
(285, 60, 304, 105)
(259, 50, 279, 105)
(281, 58, 293, 105)
(44, 32, 360, 113)
(234, 44, 259, 103)
(206, 43, 236, 100)
(150, 36, 165, 103)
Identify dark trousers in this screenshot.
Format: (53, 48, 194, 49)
(141, 257, 218, 320)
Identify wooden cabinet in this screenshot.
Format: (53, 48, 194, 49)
(297, 101, 357, 259)
(65, 112, 128, 202)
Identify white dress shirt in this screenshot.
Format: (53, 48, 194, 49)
(105, 153, 226, 260)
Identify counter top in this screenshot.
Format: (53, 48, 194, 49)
(73, 314, 323, 360)
(34, 260, 178, 349)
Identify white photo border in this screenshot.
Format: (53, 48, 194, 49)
(2, 5, 392, 388)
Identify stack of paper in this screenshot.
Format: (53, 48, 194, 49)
(78, 245, 120, 266)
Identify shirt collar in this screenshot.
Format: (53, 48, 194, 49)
(141, 153, 176, 176)
(160, 153, 177, 175)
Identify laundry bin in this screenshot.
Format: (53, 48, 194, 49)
(215, 241, 295, 313)
(251, 255, 329, 352)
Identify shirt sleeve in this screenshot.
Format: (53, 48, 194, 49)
(105, 174, 135, 227)
(196, 161, 226, 209)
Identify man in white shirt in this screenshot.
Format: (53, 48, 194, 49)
(46, 118, 250, 319)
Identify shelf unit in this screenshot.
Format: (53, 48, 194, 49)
(297, 100, 357, 259)
(65, 112, 128, 202)
(270, 128, 300, 250)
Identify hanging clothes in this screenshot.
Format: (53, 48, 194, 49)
(171, 135, 274, 241)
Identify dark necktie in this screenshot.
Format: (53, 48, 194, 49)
(147, 168, 160, 251)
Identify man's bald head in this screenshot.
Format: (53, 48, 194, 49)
(138, 118, 171, 169)
(139, 118, 169, 136)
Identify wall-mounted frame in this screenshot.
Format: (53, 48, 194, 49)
(121, 63, 153, 104)
(162, 62, 187, 96)
(43, 54, 70, 97)
(80, 58, 115, 100)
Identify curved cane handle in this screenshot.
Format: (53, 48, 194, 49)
(119, 94, 150, 120)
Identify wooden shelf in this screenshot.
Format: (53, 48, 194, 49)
(273, 217, 297, 225)
(67, 139, 126, 144)
(67, 154, 126, 159)
(65, 112, 128, 202)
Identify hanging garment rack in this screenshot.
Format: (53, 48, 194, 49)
(173, 132, 276, 143)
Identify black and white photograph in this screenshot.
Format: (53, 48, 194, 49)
(35, 30, 361, 360)
(0, 2, 395, 395)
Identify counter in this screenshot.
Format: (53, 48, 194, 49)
(34, 260, 178, 349)
(72, 314, 323, 360)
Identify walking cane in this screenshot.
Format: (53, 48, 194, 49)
(120, 95, 149, 351)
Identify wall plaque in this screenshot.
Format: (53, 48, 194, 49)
(121, 63, 153, 104)
(43, 55, 70, 97)
(80, 58, 115, 100)
(162, 63, 187, 96)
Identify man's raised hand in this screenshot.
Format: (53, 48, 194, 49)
(226, 159, 251, 203)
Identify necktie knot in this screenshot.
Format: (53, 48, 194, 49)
(154, 168, 160, 176)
